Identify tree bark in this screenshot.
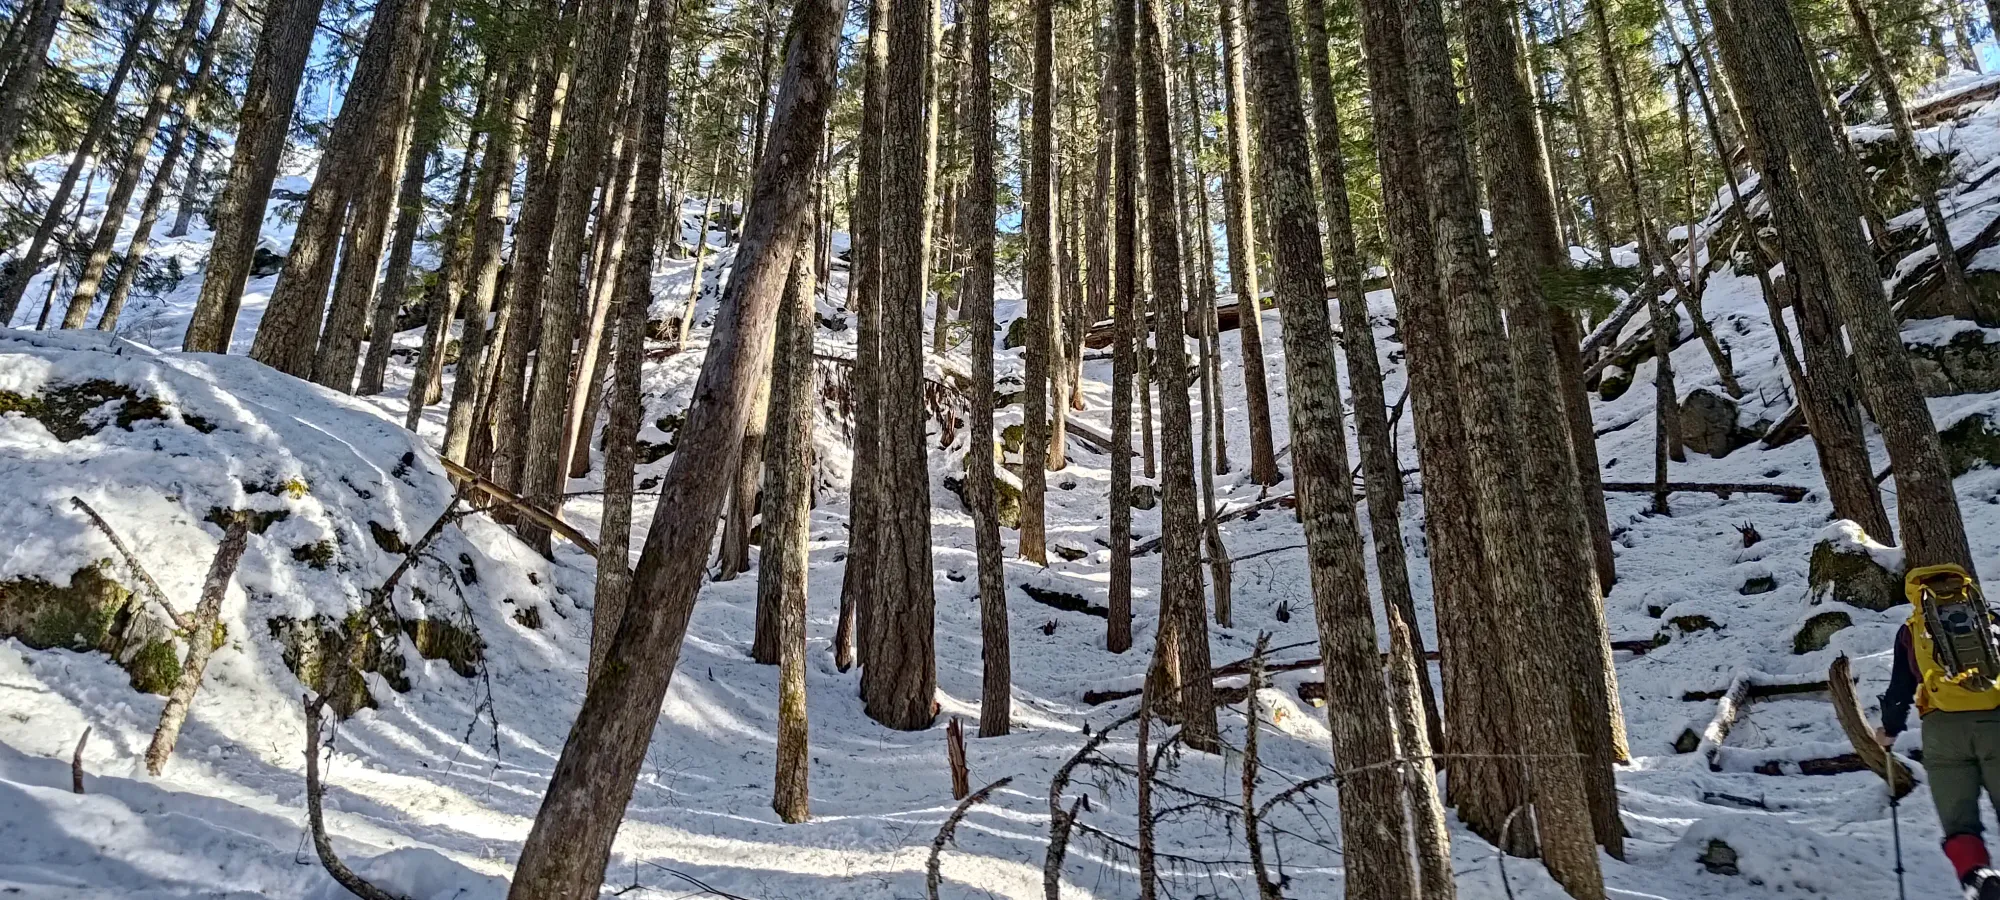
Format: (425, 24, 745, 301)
(1018, 0, 1057, 564)
(835, 0, 889, 671)
(99, 0, 235, 333)
(765, 234, 816, 822)
(718, 371, 772, 582)
(0, 0, 61, 174)
(363, 21, 458, 397)
(1463, 0, 1627, 853)
(1387, 0, 1608, 891)
(502, 0, 840, 888)
(859, 0, 940, 732)
(443, 56, 530, 464)
(63, 0, 208, 329)
(1721, 0, 1975, 574)
(964, 0, 1015, 733)
(1136, 0, 1216, 753)
(181, 0, 331, 352)
(1215, 0, 1279, 485)
(0, 0, 162, 326)
(1105, 0, 1137, 659)
(1297, 0, 1443, 759)
(1239, 0, 1430, 894)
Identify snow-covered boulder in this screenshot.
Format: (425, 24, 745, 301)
(0, 329, 562, 713)
(1940, 399, 2000, 475)
(1680, 387, 1762, 458)
(1806, 521, 1905, 612)
(1906, 320, 2000, 397)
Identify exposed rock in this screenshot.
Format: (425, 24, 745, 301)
(1794, 610, 1854, 654)
(1907, 326, 2000, 397)
(1004, 316, 1028, 350)
(0, 380, 171, 441)
(1698, 839, 1740, 876)
(369, 521, 408, 554)
(1940, 407, 2000, 476)
(250, 245, 287, 277)
(1129, 482, 1158, 511)
(1671, 614, 1721, 634)
(1052, 541, 1089, 562)
(0, 563, 182, 694)
(291, 540, 336, 570)
(1681, 389, 1763, 458)
(1598, 364, 1632, 402)
(267, 611, 408, 717)
(1807, 521, 1905, 612)
(1739, 574, 1778, 596)
(944, 452, 1022, 529)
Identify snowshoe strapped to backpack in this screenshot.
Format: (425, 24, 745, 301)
(1908, 564, 2000, 715)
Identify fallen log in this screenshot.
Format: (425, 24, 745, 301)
(1682, 676, 1828, 702)
(1132, 494, 1297, 555)
(1675, 671, 1754, 759)
(1601, 481, 1810, 502)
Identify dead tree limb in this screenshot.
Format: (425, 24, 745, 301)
(1242, 637, 1279, 900)
(946, 717, 970, 800)
(1133, 494, 1297, 555)
(1829, 655, 1916, 797)
(145, 511, 253, 774)
(927, 775, 1013, 900)
(438, 458, 600, 556)
(69, 496, 191, 632)
(71, 727, 89, 793)
(303, 695, 410, 900)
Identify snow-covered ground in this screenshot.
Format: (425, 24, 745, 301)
(10, 84, 2000, 900)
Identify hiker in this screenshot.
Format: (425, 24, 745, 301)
(1877, 564, 2000, 900)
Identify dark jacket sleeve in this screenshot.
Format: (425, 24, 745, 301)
(1881, 623, 1919, 736)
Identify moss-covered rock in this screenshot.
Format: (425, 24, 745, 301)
(1671, 614, 1721, 634)
(208, 506, 289, 534)
(1003, 316, 1029, 350)
(0, 563, 183, 694)
(1794, 610, 1854, 654)
(944, 453, 1022, 530)
(1941, 409, 2000, 476)
(292, 540, 336, 570)
(1597, 365, 1632, 402)
(402, 616, 484, 678)
(369, 521, 408, 554)
(1807, 523, 1904, 612)
(266, 612, 410, 717)
(1908, 328, 2000, 397)
(1681, 389, 1764, 459)
(0, 380, 170, 441)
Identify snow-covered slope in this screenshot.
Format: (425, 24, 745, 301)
(14, 75, 2000, 900)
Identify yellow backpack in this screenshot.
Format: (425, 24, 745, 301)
(1906, 564, 2000, 715)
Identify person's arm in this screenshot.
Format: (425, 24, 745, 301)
(1880, 623, 1918, 737)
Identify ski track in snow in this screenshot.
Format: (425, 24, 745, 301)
(9, 91, 2000, 899)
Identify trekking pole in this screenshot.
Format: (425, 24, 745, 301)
(1889, 776, 1908, 900)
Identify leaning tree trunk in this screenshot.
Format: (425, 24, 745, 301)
(0, 0, 61, 176)
(143, 514, 251, 775)
(98, 0, 235, 333)
(0, 0, 161, 326)
(1388, 0, 1609, 892)
(1722, 0, 1976, 575)
(62, 0, 208, 329)
(182, 0, 332, 352)
(858, 0, 940, 732)
(501, 0, 841, 889)
(1238, 0, 1433, 894)
(963, 0, 1015, 735)
(1135, 0, 1217, 754)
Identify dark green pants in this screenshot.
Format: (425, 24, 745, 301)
(1923, 709, 2000, 837)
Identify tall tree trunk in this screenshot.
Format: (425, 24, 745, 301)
(766, 233, 816, 823)
(1135, 0, 1216, 754)
(834, 0, 888, 671)
(0, 0, 61, 172)
(859, 0, 940, 732)
(1018, 0, 1057, 564)
(1705, 0, 1892, 541)
(1239, 0, 1434, 894)
(1, 0, 162, 326)
(443, 57, 529, 463)
(1721, 0, 1975, 573)
(1106, 0, 1137, 658)
(718, 372, 772, 581)
(167, 128, 209, 238)
(365, 24, 459, 398)
(1352, 0, 1517, 851)
(517, 0, 639, 553)
(1297, 0, 1443, 760)
(963, 0, 1016, 732)
(246, 0, 425, 376)
(407, 85, 491, 423)
(1463, 0, 1628, 852)
(1387, 0, 1609, 892)
(1215, 0, 1279, 485)
(502, 0, 840, 888)
(182, 0, 332, 352)
(63, 0, 208, 329)
(99, 0, 236, 333)
(566, 84, 648, 479)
